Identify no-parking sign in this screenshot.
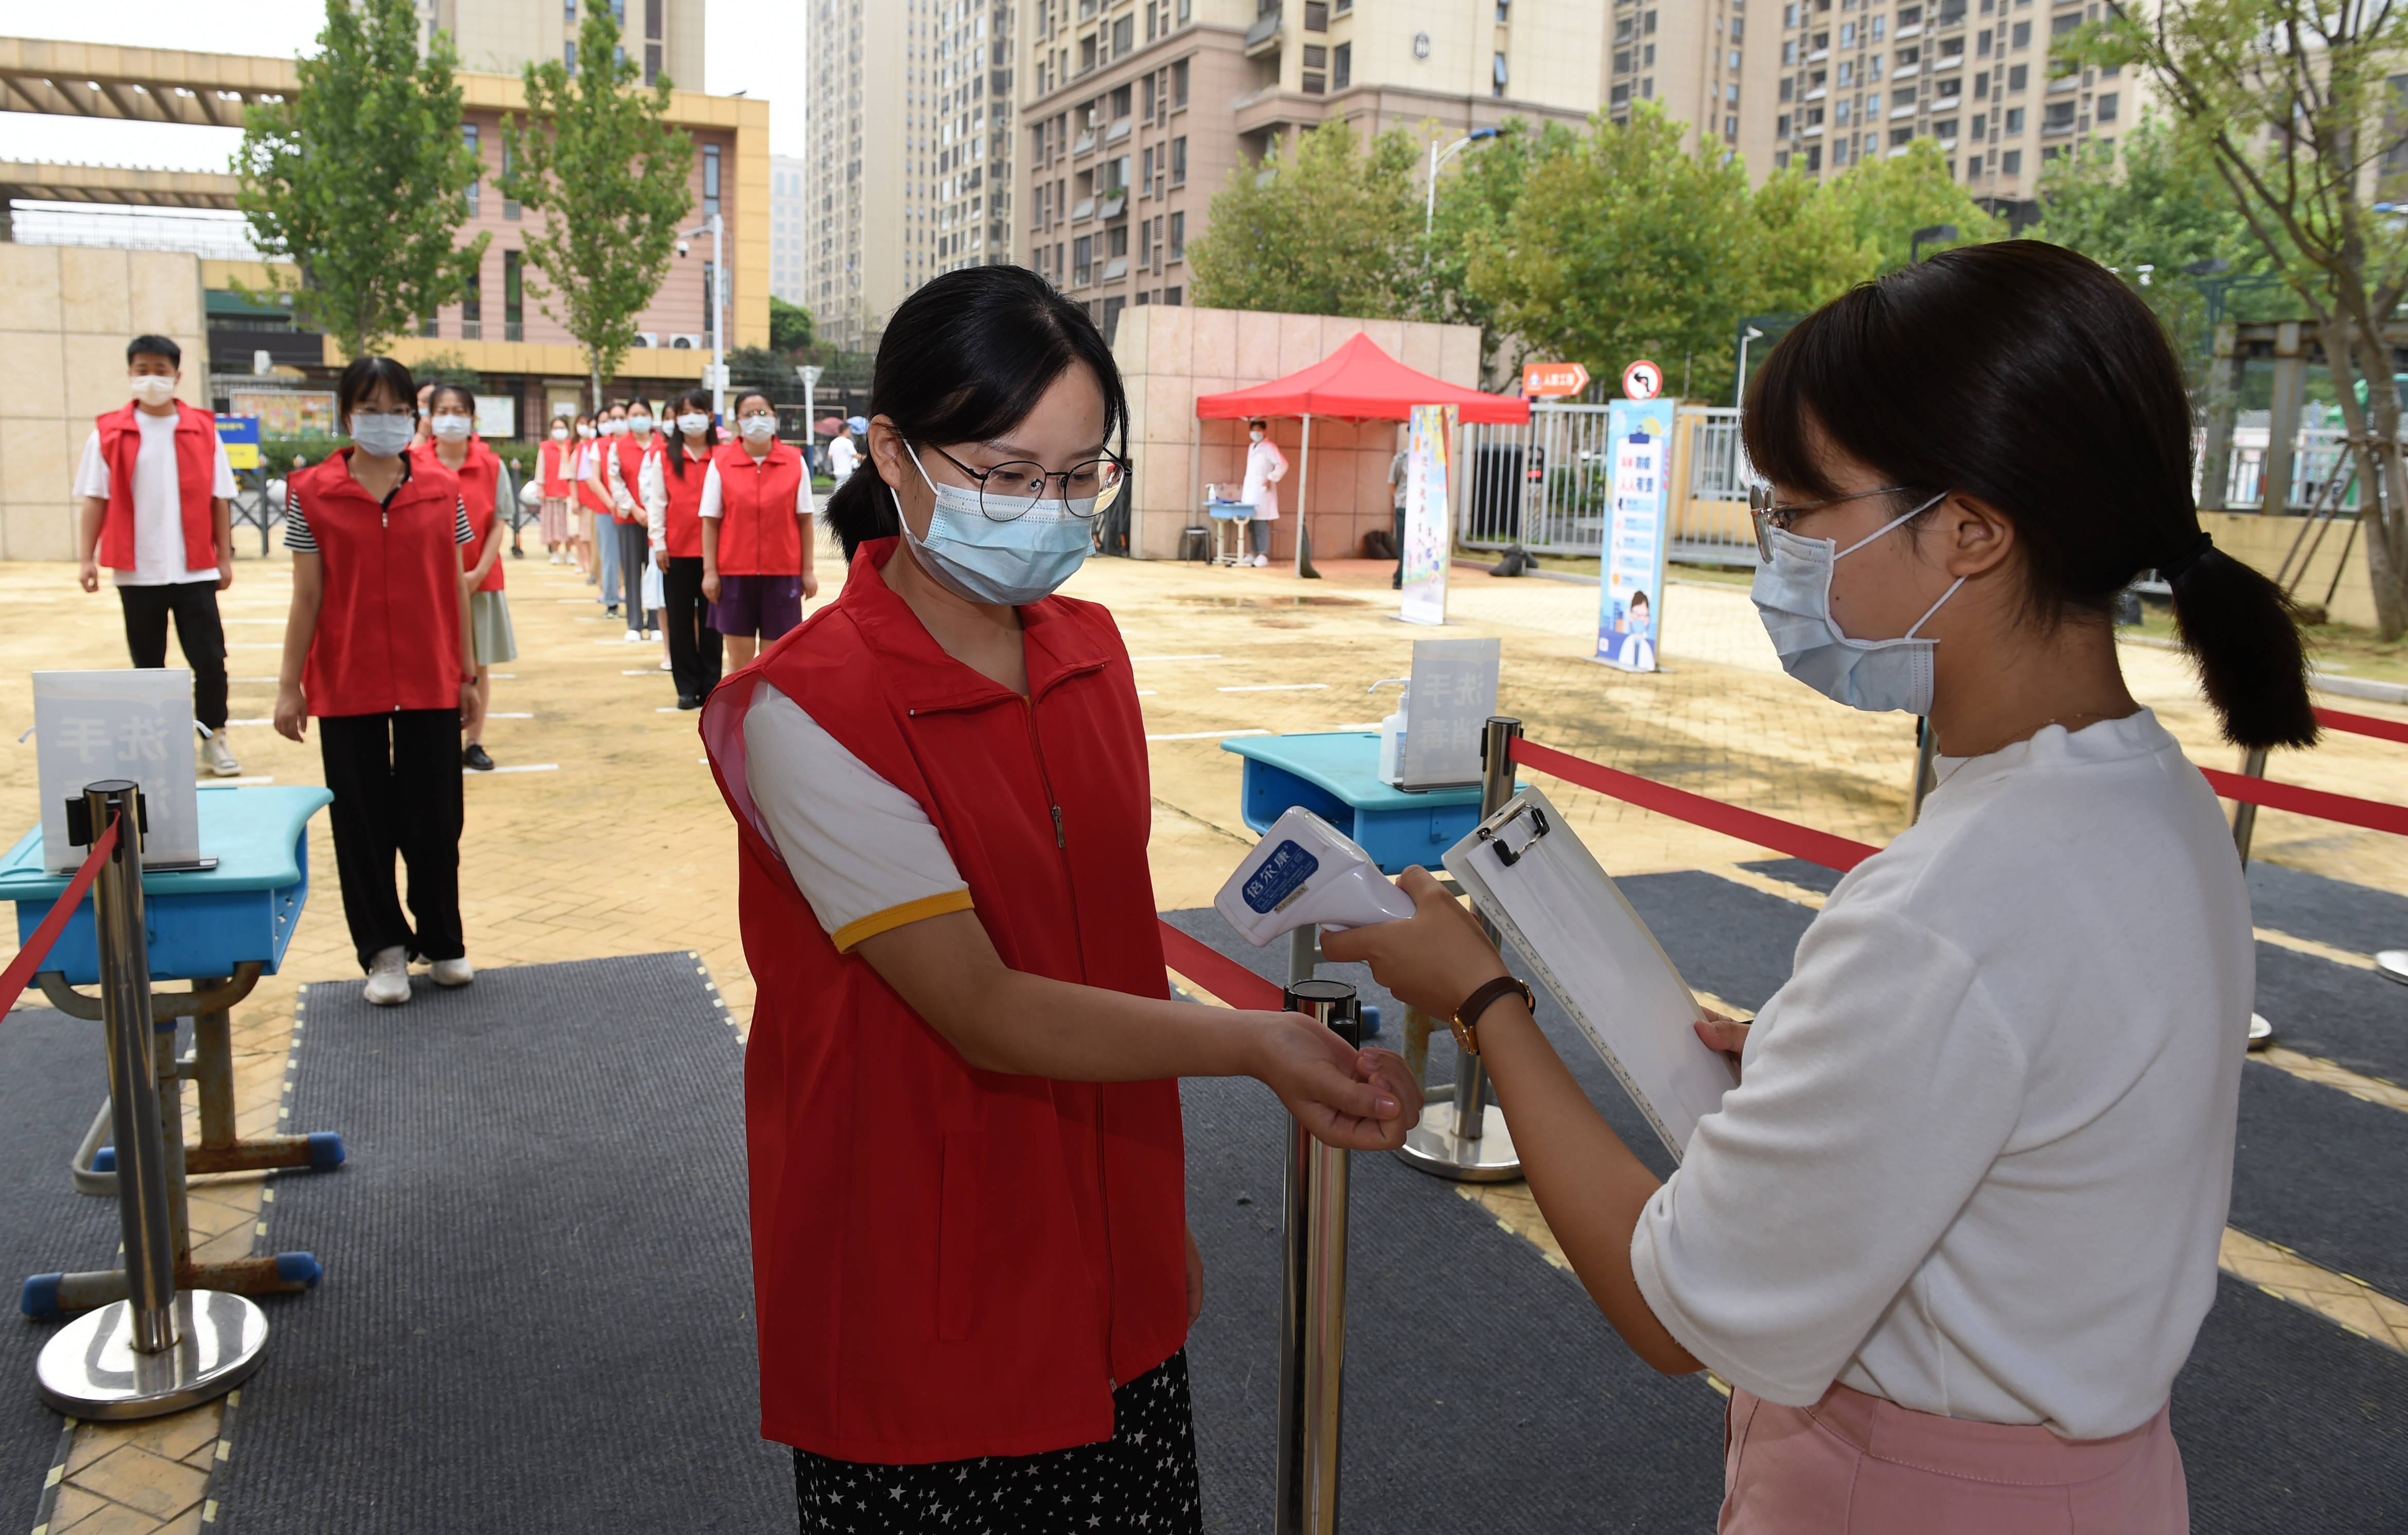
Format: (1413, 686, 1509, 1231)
(1621, 360, 1663, 400)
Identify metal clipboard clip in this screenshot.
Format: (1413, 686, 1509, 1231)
(1478, 799, 1550, 868)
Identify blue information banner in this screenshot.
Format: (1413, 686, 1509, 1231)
(214, 414, 262, 471)
(1597, 398, 1672, 673)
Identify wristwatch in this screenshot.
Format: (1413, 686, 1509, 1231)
(1449, 974, 1534, 1057)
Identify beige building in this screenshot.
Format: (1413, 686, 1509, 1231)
(413, 0, 705, 89)
(1013, 0, 1617, 340)
(1603, 0, 1786, 162)
(1765, 0, 2139, 211)
(803, 0, 1021, 353)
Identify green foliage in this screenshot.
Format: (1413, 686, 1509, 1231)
(1188, 121, 1427, 319)
(725, 346, 795, 397)
(500, 9, 695, 398)
(1745, 170, 1882, 316)
(1820, 141, 2006, 272)
(769, 296, 817, 353)
(1423, 119, 1585, 374)
(409, 349, 484, 389)
(233, 0, 487, 359)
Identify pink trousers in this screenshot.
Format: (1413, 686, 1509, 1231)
(1720, 1383, 2187, 1534)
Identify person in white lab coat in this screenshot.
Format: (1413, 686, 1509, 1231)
(1237, 417, 1287, 568)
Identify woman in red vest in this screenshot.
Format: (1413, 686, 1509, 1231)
(699, 389, 816, 669)
(643, 385, 723, 708)
(699, 268, 1418, 1530)
(272, 357, 477, 1010)
(538, 412, 574, 562)
(416, 383, 516, 772)
(608, 395, 661, 643)
(577, 410, 618, 602)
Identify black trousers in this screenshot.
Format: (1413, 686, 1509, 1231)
(318, 710, 465, 970)
(118, 580, 228, 730)
(663, 556, 723, 702)
(618, 521, 654, 632)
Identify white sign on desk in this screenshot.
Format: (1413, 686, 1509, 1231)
(1397, 637, 1500, 791)
(33, 670, 202, 871)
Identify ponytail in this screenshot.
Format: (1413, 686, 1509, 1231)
(2164, 533, 2320, 751)
(824, 458, 900, 562)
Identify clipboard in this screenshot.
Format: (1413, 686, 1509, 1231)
(1442, 786, 1737, 1161)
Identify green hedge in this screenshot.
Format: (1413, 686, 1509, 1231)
(261, 435, 543, 485)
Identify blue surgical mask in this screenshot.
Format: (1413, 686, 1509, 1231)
(1750, 493, 1961, 715)
(893, 442, 1100, 606)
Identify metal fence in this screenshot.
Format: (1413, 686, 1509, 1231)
(2210, 426, 2361, 512)
(1457, 403, 1759, 567)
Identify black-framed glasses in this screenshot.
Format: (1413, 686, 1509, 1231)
(924, 443, 1127, 522)
(1747, 483, 1917, 560)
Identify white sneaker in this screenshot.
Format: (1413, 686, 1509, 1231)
(430, 956, 474, 987)
(363, 947, 411, 1006)
(201, 734, 241, 777)
(622, 629, 646, 642)
(1252, 554, 1270, 567)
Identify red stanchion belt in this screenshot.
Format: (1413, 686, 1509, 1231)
(2313, 706, 2408, 747)
(1511, 738, 1881, 874)
(2199, 767, 2408, 838)
(1158, 919, 1285, 1012)
(0, 815, 119, 1020)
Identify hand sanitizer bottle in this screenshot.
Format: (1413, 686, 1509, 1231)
(1215, 807, 1419, 948)
(1369, 679, 1410, 787)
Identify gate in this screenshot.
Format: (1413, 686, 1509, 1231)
(1457, 402, 1760, 567)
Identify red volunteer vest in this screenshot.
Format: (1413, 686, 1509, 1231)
(576, 441, 614, 517)
(540, 438, 572, 497)
(660, 439, 711, 559)
(414, 438, 507, 593)
(709, 439, 805, 576)
(95, 401, 220, 574)
(612, 434, 653, 524)
(699, 540, 1186, 1464)
(293, 450, 466, 718)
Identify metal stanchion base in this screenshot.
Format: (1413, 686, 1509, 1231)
(2249, 1013, 2274, 1050)
(2376, 950, 2408, 987)
(36, 1291, 267, 1420)
(1394, 1100, 1521, 1182)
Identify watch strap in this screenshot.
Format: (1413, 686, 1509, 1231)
(1450, 975, 1533, 1056)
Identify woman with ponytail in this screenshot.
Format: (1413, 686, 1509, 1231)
(1327, 241, 2304, 1532)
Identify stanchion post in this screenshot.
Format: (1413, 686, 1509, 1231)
(1396, 717, 1522, 1181)
(1274, 978, 1360, 1535)
(2231, 746, 2270, 868)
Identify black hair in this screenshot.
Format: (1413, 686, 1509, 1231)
(732, 389, 776, 419)
(1247, 418, 1268, 431)
(823, 265, 1129, 562)
(1743, 240, 2316, 751)
(127, 335, 180, 368)
(334, 356, 417, 430)
(667, 386, 717, 478)
(427, 382, 477, 417)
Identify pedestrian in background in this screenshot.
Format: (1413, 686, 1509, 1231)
(539, 413, 575, 563)
(609, 396, 662, 644)
(272, 356, 477, 1008)
(416, 383, 517, 772)
(1388, 435, 1410, 590)
(701, 390, 816, 670)
(645, 385, 725, 709)
(824, 424, 859, 487)
(73, 333, 242, 778)
(589, 402, 628, 618)
(1238, 416, 1285, 568)
(574, 413, 610, 586)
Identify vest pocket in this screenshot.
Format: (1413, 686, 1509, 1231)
(936, 1131, 984, 1341)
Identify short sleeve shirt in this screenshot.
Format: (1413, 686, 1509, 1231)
(73, 416, 238, 586)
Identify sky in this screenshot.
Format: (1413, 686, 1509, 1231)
(2, 0, 807, 178)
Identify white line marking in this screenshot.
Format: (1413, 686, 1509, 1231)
(227, 644, 282, 650)
(223, 718, 272, 727)
(491, 673, 517, 679)
(1217, 684, 1328, 692)
(223, 618, 285, 625)
(621, 669, 659, 675)
(467, 763, 560, 774)
(232, 676, 279, 683)
(1135, 690, 1158, 696)
(1146, 728, 1272, 742)
(199, 776, 275, 787)
(488, 712, 534, 718)
(1128, 654, 1223, 662)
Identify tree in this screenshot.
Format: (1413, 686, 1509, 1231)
(725, 346, 794, 397)
(232, 0, 486, 359)
(1822, 141, 2007, 271)
(1463, 105, 1763, 402)
(1746, 168, 1884, 315)
(2079, 1, 2408, 636)
(500, 9, 695, 403)
(769, 296, 817, 354)
(1424, 118, 1585, 375)
(409, 349, 484, 389)
(1188, 121, 1426, 319)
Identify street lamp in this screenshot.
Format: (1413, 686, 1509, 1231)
(679, 211, 727, 420)
(1426, 127, 1501, 236)
(1734, 325, 1764, 409)
(796, 363, 822, 473)
(1909, 223, 1959, 263)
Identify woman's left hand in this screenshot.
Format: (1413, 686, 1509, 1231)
(1184, 1225, 1204, 1325)
(1319, 866, 1511, 1021)
(459, 678, 479, 716)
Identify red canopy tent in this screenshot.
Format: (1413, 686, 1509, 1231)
(1194, 332, 1529, 576)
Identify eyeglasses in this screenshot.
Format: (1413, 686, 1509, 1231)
(1748, 483, 1919, 560)
(925, 443, 1127, 522)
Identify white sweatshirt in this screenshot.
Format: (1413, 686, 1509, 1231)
(1630, 710, 2250, 1440)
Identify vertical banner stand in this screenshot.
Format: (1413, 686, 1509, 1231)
(36, 781, 268, 1420)
(1395, 716, 1523, 1182)
(1273, 977, 1361, 1535)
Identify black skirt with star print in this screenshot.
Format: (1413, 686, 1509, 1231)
(793, 1349, 1203, 1534)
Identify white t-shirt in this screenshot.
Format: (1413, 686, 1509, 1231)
(825, 436, 859, 481)
(73, 414, 239, 586)
(737, 680, 971, 953)
(1629, 710, 2250, 1441)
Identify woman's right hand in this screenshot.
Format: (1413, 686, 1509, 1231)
(273, 683, 308, 742)
(702, 570, 721, 603)
(653, 548, 669, 572)
(1243, 1008, 1421, 1151)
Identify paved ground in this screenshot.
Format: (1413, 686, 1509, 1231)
(2, 539, 2404, 1531)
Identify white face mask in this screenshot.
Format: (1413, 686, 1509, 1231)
(677, 412, 711, 436)
(605, 419, 628, 436)
(347, 411, 416, 460)
(627, 414, 654, 435)
(553, 426, 571, 440)
(577, 424, 597, 440)
(740, 414, 777, 442)
(1750, 493, 1961, 716)
(1249, 429, 1265, 442)
(130, 375, 177, 407)
(430, 415, 472, 441)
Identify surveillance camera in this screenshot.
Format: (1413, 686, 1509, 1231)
(676, 240, 689, 257)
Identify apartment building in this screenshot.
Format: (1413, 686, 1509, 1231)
(804, 0, 1020, 351)
(1603, 0, 1784, 160)
(1014, 1, 1612, 341)
(413, 0, 705, 88)
(1767, 0, 2139, 208)
(771, 154, 808, 304)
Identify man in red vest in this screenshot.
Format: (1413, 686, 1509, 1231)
(73, 335, 241, 776)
